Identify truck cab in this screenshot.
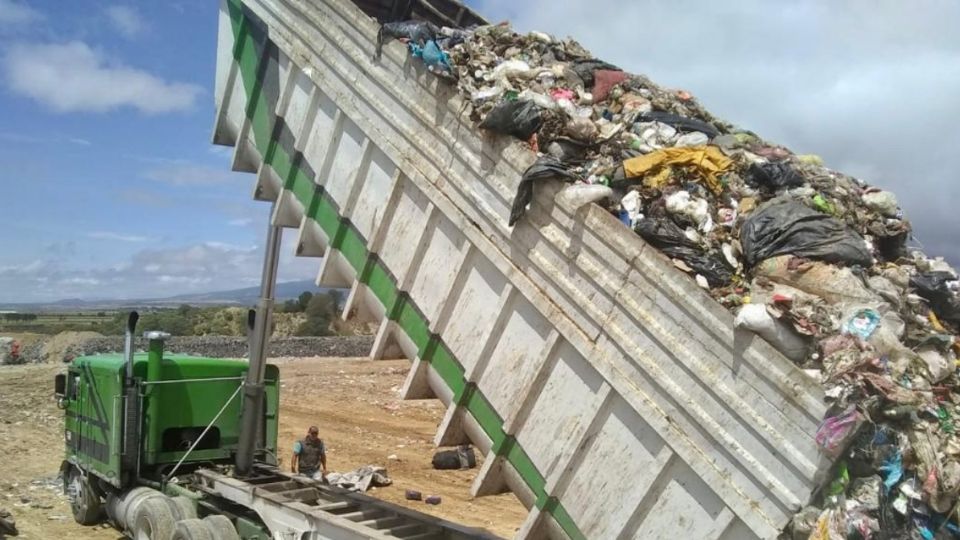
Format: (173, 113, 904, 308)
(54, 322, 494, 540)
(55, 329, 279, 532)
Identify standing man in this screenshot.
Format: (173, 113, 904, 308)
(291, 425, 327, 479)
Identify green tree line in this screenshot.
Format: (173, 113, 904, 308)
(1, 313, 38, 321)
(97, 290, 345, 337)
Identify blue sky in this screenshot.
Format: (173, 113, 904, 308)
(2, 0, 958, 303)
(0, 0, 317, 302)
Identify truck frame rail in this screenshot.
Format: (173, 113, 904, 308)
(195, 467, 499, 539)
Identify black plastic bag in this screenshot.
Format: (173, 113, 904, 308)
(637, 111, 719, 139)
(509, 156, 578, 226)
(569, 58, 620, 87)
(479, 99, 542, 140)
(437, 28, 470, 47)
(739, 197, 873, 268)
(745, 162, 805, 192)
(867, 220, 909, 263)
(911, 271, 960, 324)
(634, 218, 733, 287)
(432, 445, 477, 470)
(634, 217, 697, 251)
(375, 20, 439, 59)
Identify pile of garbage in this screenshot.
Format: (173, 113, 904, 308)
(322, 465, 392, 493)
(377, 19, 960, 539)
(0, 337, 21, 365)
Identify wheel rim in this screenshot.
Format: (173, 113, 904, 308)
(68, 472, 85, 514)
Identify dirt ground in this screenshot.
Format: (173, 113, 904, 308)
(0, 359, 525, 539)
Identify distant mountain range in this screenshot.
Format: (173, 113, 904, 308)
(0, 280, 334, 312)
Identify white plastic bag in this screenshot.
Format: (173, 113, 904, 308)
(620, 191, 643, 226)
(665, 191, 713, 232)
(734, 304, 809, 362)
(555, 184, 613, 210)
(518, 89, 556, 110)
(861, 190, 898, 217)
(674, 131, 709, 147)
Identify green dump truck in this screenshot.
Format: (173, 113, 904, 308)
(56, 314, 498, 539)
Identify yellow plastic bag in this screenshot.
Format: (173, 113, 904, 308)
(622, 146, 732, 194)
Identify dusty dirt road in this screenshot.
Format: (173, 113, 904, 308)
(0, 358, 525, 539)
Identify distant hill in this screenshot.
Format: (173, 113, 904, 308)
(159, 280, 331, 305)
(0, 280, 335, 312)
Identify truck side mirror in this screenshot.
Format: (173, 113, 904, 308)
(54, 373, 66, 397)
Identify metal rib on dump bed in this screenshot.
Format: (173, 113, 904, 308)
(349, 0, 487, 29)
(212, 0, 829, 538)
(196, 467, 499, 539)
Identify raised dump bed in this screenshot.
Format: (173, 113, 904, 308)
(212, 0, 828, 537)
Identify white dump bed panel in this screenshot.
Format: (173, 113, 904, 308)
(213, 0, 828, 538)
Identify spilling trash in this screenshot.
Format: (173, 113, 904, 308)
(379, 18, 960, 538)
(324, 465, 392, 492)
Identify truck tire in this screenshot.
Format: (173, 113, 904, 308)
(113, 487, 163, 532)
(171, 518, 214, 540)
(66, 466, 103, 525)
(105, 492, 121, 526)
(132, 497, 176, 540)
(203, 515, 240, 540)
(165, 496, 197, 520)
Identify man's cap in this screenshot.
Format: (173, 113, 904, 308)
(308, 425, 319, 434)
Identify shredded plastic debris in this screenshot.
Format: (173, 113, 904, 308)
(378, 18, 960, 536)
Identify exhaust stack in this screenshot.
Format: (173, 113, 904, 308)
(121, 312, 140, 474)
(123, 312, 139, 383)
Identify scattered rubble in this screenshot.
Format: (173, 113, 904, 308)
(324, 466, 392, 492)
(381, 19, 960, 538)
(13, 334, 374, 363)
(0, 508, 18, 537)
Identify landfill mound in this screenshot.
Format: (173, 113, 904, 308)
(378, 20, 960, 539)
(19, 331, 103, 364)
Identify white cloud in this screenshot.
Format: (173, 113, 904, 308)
(209, 145, 233, 158)
(88, 231, 151, 243)
(158, 275, 211, 286)
(2, 41, 203, 113)
(143, 163, 238, 186)
(105, 6, 144, 39)
(0, 230, 317, 302)
(228, 218, 252, 227)
(60, 277, 100, 286)
(0, 259, 46, 275)
(0, 132, 91, 146)
(204, 241, 255, 251)
(0, 0, 42, 26)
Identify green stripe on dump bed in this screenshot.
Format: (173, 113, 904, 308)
(225, 2, 584, 538)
